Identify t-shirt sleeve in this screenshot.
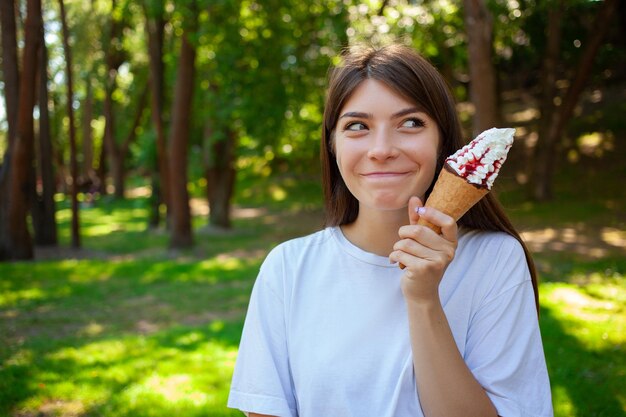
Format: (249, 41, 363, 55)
(464, 240, 553, 417)
(227, 251, 297, 417)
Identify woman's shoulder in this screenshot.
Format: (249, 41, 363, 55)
(455, 228, 529, 282)
(263, 227, 335, 266)
(458, 228, 525, 258)
(256, 228, 336, 294)
(453, 228, 531, 298)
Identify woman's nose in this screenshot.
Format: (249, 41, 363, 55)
(367, 130, 398, 160)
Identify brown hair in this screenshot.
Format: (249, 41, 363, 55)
(320, 44, 539, 311)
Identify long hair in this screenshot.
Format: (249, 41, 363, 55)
(320, 44, 539, 311)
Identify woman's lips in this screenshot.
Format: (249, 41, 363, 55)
(361, 171, 411, 179)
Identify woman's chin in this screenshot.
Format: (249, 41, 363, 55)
(362, 197, 410, 213)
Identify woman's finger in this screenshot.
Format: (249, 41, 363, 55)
(407, 196, 423, 226)
(410, 206, 458, 243)
(393, 237, 438, 260)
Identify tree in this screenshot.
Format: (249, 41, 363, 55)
(32, 10, 58, 246)
(5, 0, 42, 260)
(0, 0, 19, 146)
(196, 0, 349, 229)
(58, 0, 81, 248)
(531, 0, 619, 200)
(0, 0, 20, 259)
(81, 74, 96, 188)
(168, 5, 197, 248)
(144, 0, 170, 228)
(463, 0, 499, 136)
(204, 124, 236, 229)
(102, 0, 127, 198)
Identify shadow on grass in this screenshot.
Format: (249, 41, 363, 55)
(0, 254, 261, 416)
(0, 320, 245, 416)
(541, 304, 626, 417)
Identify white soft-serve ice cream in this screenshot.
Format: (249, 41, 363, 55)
(445, 127, 515, 189)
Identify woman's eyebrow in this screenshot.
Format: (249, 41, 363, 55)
(339, 111, 372, 119)
(339, 107, 423, 120)
(391, 107, 422, 119)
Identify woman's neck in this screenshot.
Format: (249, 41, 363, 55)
(340, 207, 409, 257)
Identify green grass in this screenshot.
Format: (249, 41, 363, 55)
(0, 254, 260, 416)
(0, 178, 326, 417)
(1, 165, 625, 416)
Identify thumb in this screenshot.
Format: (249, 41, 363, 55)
(408, 196, 423, 226)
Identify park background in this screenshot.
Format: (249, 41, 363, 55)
(0, 0, 625, 416)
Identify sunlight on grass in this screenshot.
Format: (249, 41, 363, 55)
(602, 227, 626, 248)
(200, 256, 245, 271)
(53, 196, 165, 253)
(123, 373, 210, 406)
(48, 339, 129, 365)
(540, 281, 626, 417)
(8, 328, 240, 416)
(0, 287, 47, 308)
(80, 322, 106, 337)
(139, 256, 260, 284)
(552, 386, 575, 417)
(542, 283, 625, 347)
(3, 349, 33, 368)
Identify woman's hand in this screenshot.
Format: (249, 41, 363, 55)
(389, 196, 458, 303)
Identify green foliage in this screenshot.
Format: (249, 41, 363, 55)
(496, 0, 623, 90)
(191, 0, 349, 175)
(15, 0, 622, 193)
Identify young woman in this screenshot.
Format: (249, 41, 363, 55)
(228, 44, 553, 417)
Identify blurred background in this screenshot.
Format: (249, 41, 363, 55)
(0, 0, 624, 416)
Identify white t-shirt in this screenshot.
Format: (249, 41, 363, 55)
(228, 226, 553, 417)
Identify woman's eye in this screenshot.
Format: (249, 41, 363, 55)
(344, 122, 367, 131)
(401, 118, 425, 128)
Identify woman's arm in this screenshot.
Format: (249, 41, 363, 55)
(390, 198, 498, 417)
(404, 296, 497, 417)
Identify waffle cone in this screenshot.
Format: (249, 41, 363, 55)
(417, 166, 489, 234)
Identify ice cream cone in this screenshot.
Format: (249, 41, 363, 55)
(398, 127, 513, 269)
(417, 164, 489, 234)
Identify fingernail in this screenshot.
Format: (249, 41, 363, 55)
(416, 207, 426, 215)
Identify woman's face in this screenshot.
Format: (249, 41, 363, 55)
(333, 79, 440, 213)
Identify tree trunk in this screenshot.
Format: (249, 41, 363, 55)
(82, 75, 95, 181)
(102, 0, 125, 198)
(96, 134, 108, 194)
(145, 0, 169, 228)
(148, 172, 162, 228)
(532, 0, 619, 200)
(205, 126, 237, 229)
(0, 0, 21, 259)
(110, 152, 124, 198)
(33, 14, 57, 246)
(6, 0, 42, 260)
(0, 0, 20, 146)
(103, 74, 121, 197)
(463, 0, 499, 136)
(59, 0, 80, 248)
(168, 31, 196, 248)
(113, 83, 149, 197)
(531, 1, 564, 201)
